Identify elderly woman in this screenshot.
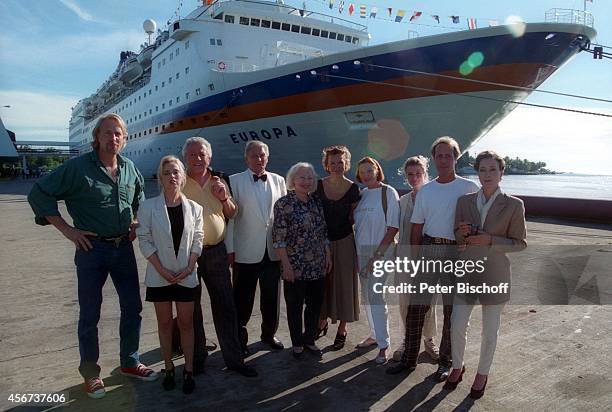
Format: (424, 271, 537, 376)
(315, 146, 360, 350)
(393, 156, 439, 362)
(273, 162, 332, 358)
(353, 157, 400, 364)
(444, 150, 527, 398)
(136, 156, 204, 394)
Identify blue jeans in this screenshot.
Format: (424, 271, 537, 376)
(75, 238, 142, 379)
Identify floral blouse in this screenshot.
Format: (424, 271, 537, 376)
(272, 192, 329, 281)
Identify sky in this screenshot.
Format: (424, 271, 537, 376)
(0, 0, 611, 174)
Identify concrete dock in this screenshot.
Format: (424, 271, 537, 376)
(1, 179, 611, 412)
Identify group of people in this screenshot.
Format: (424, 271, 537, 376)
(28, 113, 526, 401)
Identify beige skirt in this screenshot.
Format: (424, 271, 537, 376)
(320, 233, 359, 323)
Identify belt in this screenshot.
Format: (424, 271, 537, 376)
(423, 234, 456, 245)
(203, 240, 224, 250)
(88, 234, 128, 247)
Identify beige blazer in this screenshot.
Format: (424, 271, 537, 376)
(225, 169, 287, 263)
(137, 194, 204, 288)
(454, 192, 527, 304)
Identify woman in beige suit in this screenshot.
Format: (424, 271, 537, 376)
(444, 150, 527, 399)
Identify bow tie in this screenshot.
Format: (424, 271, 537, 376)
(253, 174, 267, 182)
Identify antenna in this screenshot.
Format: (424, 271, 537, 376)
(143, 19, 157, 45)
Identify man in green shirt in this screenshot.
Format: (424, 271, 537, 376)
(28, 114, 158, 399)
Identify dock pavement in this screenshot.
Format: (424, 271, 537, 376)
(1, 179, 611, 411)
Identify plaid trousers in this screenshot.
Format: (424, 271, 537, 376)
(401, 239, 456, 368)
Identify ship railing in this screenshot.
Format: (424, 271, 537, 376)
(206, 0, 368, 32)
(544, 8, 594, 27)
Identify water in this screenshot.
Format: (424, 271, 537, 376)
(392, 174, 612, 200)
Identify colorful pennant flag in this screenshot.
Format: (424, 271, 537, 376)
(338, 0, 344, 14)
(348, 3, 355, 16)
(395, 9, 406, 23)
(410, 11, 422, 22)
(388, 7, 393, 17)
(370, 6, 378, 18)
(467, 17, 477, 30)
(329, 0, 334, 10)
(431, 14, 440, 23)
(360, 5, 366, 18)
(450, 15, 460, 24)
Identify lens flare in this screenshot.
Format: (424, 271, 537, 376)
(505, 15, 526, 38)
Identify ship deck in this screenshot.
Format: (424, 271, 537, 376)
(1, 179, 611, 411)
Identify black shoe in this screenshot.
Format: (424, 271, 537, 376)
(443, 366, 465, 391)
(193, 360, 205, 376)
(228, 364, 258, 377)
(331, 332, 347, 351)
(386, 362, 416, 375)
(182, 370, 195, 394)
(315, 321, 329, 341)
(263, 336, 284, 350)
(304, 344, 323, 358)
(434, 364, 451, 382)
(241, 346, 252, 358)
(162, 368, 176, 391)
(292, 347, 304, 359)
(469, 376, 488, 399)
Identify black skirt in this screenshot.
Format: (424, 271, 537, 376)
(145, 284, 199, 302)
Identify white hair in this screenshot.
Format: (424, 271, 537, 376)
(182, 136, 212, 160)
(244, 141, 269, 157)
(286, 162, 317, 192)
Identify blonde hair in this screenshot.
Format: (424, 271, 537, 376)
(157, 155, 187, 190)
(91, 114, 128, 151)
(431, 136, 461, 159)
(399, 155, 430, 183)
(321, 145, 351, 173)
(355, 156, 385, 183)
(286, 162, 317, 192)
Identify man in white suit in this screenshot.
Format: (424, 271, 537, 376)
(227, 141, 287, 352)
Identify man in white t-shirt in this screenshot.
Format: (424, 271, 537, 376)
(387, 136, 479, 380)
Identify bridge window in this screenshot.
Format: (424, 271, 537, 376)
(225, 15, 234, 24)
(321, 30, 328, 38)
(210, 38, 216, 45)
(353, 37, 359, 44)
(345, 35, 352, 43)
(240, 17, 249, 25)
(282, 23, 290, 31)
(272, 21, 281, 29)
(312, 28, 320, 36)
(301, 26, 311, 35)
(216, 39, 222, 46)
(291, 25, 300, 33)
(250, 18, 260, 27)
(337, 34, 345, 41)
(328, 32, 336, 39)
(261, 20, 271, 28)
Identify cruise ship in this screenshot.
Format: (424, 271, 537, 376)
(68, 0, 597, 181)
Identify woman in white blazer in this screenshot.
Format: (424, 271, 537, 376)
(136, 156, 204, 394)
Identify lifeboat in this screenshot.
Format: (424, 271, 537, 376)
(119, 56, 143, 83)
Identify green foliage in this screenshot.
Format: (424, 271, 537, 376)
(458, 152, 555, 174)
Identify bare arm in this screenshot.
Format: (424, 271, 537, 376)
(275, 247, 295, 282)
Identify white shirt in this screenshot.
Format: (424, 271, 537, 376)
(411, 176, 479, 240)
(354, 185, 400, 253)
(249, 169, 273, 220)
